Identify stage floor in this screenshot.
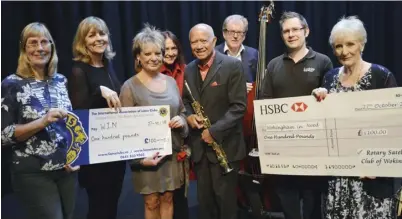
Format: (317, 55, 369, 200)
(1, 163, 284, 219)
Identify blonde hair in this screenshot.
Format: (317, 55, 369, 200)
(132, 23, 165, 73)
(16, 22, 58, 78)
(72, 16, 115, 63)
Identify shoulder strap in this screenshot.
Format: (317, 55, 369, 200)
(104, 60, 121, 92)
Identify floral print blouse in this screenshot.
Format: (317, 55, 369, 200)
(1, 73, 72, 172)
(321, 64, 398, 219)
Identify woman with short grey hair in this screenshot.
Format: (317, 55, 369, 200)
(313, 16, 399, 219)
(120, 24, 189, 219)
(329, 15, 367, 50)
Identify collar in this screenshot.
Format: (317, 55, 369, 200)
(223, 42, 245, 57)
(283, 46, 316, 60)
(198, 50, 216, 70)
(160, 62, 183, 75)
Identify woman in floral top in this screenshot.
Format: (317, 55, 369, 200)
(313, 16, 399, 219)
(1, 23, 78, 219)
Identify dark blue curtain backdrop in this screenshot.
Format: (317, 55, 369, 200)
(2, 1, 402, 85)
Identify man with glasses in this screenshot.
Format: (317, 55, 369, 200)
(260, 11, 333, 219)
(216, 14, 258, 94)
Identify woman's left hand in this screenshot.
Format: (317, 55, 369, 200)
(169, 116, 185, 129)
(64, 165, 80, 172)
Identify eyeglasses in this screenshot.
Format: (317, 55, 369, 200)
(26, 39, 52, 49)
(223, 29, 246, 37)
(282, 27, 305, 36)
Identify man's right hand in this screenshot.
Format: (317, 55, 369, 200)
(246, 82, 253, 93)
(186, 114, 204, 129)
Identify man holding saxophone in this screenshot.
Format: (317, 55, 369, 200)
(183, 23, 247, 219)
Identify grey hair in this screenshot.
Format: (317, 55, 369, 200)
(222, 14, 249, 32)
(132, 23, 165, 72)
(279, 11, 309, 32)
(329, 16, 367, 51)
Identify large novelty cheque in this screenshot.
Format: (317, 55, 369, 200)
(254, 87, 402, 177)
(65, 106, 172, 166)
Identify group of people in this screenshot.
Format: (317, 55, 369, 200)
(1, 17, 190, 219)
(1, 10, 400, 219)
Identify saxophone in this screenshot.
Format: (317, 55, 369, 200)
(184, 81, 233, 174)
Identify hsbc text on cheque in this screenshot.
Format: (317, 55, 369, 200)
(254, 87, 402, 177)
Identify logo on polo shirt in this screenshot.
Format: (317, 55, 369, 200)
(303, 67, 315, 72)
(291, 102, 308, 112)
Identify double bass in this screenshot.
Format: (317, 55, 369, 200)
(238, 2, 275, 218)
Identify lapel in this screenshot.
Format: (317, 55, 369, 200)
(201, 52, 223, 92)
(185, 62, 201, 101)
(217, 43, 224, 54)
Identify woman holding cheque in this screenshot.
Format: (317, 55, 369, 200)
(1, 22, 77, 219)
(68, 16, 127, 219)
(68, 17, 165, 219)
(119, 24, 189, 219)
(312, 16, 399, 219)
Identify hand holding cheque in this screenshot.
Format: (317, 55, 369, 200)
(67, 106, 172, 166)
(254, 87, 402, 177)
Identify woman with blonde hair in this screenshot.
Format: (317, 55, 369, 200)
(68, 16, 125, 219)
(119, 24, 189, 219)
(1, 22, 78, 219)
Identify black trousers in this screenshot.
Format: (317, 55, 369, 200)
(194, 155, 240, 219)
(11, 169, 76, 219)
(78, 161, 126, 219)
(274, 176, 326, 219)
(1, 147, 13, 198)
(173, 184, 189, 219)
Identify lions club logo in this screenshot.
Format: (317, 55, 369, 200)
(159, 107, 168, 117)
(65, 112, 88, 165)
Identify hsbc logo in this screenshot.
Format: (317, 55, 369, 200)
(260, 104, 288, 115)
(291, 102, 308, 112)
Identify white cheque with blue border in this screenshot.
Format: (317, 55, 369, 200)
(254, 87, 402, 177)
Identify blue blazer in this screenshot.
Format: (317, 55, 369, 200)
(215, 43, 258, 83)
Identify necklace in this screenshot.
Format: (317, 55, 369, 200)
(337, 61, 365, 90)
